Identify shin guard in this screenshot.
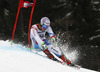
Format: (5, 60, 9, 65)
(43, 49, 54, 59)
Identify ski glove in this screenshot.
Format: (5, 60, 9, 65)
(51, 37, 56, 42)
(41, 42, 48, 51)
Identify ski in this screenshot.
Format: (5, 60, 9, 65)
(29, 48, 81, 69)
(60, 62, 81, 69)
(71, 64, 81, 69)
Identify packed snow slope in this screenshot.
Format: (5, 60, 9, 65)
(0, 40, 98, 72)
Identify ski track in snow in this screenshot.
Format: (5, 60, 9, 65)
(0, 40, 98, 72)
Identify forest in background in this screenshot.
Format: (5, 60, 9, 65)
(0, 0, 100, 71)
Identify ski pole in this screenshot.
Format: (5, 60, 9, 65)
(54, 41, 64, 55)
(54, 41, 70, 60)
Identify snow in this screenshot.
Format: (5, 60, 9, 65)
(0, 40, 98, 72)
(89, 35, 100, 41)
(96, 29, 100, 32)
(93, 1, 100, 4)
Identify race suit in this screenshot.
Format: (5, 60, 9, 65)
(30, 24, 62, 57)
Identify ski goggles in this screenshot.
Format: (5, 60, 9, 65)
(42, 25, 49, 29)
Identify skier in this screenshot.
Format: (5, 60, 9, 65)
(30, 17, 76, 67)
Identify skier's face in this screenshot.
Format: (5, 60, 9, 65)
(42, 27, 46, 32)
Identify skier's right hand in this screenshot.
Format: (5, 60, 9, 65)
(41, 42, 48, 51)
(51, 37, 57, 42)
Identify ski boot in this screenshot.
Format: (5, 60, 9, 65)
(44, 49, 61, 62)
(43, 49, 54, 59)
(42, 43, 58, 61)
(60, 55, 80, 69)
(60, 55, 71, 65)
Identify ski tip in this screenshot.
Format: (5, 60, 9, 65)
(75, 65, 81, 69)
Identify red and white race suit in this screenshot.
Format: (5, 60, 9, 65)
(30, 24, 62, 57)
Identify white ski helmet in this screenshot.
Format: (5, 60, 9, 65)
(40, 17, 50, 29)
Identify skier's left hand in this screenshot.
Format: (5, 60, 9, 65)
(51, 37, 56, 42)
(41, 42, 48, 51)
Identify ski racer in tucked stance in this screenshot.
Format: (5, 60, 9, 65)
(30, 17, 76, 67)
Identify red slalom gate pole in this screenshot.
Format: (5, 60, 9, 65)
(11, 0, 23, 45)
